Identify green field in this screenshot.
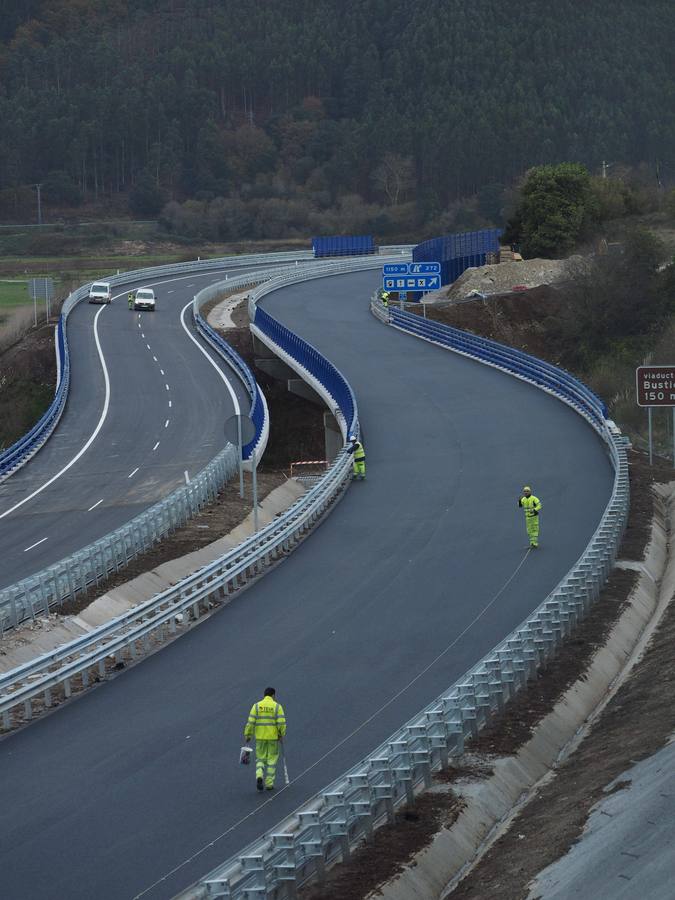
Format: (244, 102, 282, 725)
(0, 280, 31, 308)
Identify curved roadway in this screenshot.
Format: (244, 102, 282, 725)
(0, 269, 253, 589)
(0, 269, 614, 899)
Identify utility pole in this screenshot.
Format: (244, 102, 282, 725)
(33, 183, 43, 225)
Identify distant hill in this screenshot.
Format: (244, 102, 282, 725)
(1, 0, 673, 234)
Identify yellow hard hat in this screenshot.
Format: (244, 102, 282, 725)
(523, 485, 532, 493)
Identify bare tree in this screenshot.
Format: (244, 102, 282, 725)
(372, 153, 415, 205)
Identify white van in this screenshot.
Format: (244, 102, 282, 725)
(134, 288, 156, 311)
(88, 281, 112, 304)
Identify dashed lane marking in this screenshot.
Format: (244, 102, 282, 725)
(24, 537, 48, 552)
(128, 467, 139, 478)
(87, 498, 104, 511)
(153, 441, 160, 451)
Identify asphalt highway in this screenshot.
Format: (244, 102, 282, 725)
(0, 269, 615, 900)
(0, 269, 252, 589)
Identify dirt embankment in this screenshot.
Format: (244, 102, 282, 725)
(0, 318, 56, 450)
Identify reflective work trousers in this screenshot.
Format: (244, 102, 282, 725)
(525, 515, 539, 547)
(353, 459, 365, 478)
(255, 739, 280, 787)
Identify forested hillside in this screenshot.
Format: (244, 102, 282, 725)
(1, 0, 673, 236)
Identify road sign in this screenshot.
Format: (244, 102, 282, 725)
(382, 274, 441, 292)
(383, 263, 410, 275)
(408, 262, 440, 275)
(28, 277, 54, 300)
(636, 366, 675, 407)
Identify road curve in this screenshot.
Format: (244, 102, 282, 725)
(0, 269, 252, 590)
(0, 269, 614, 900)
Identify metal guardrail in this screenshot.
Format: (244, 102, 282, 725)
(184, 295, 629, 900)
(0, 256, 397, 721)
(0, 255, 330, 628)
(0, 252, 319, 484)
(0, 451, 352, 731)
(0, 445, 239, 634)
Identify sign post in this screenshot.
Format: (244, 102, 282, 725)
(635, 365, 675, 465)
(224, 414, 256, 500)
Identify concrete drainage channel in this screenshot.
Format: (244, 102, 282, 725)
(362, 482, 675, 900)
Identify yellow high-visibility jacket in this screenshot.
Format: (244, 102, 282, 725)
(519, 494, 542, 517)
(244, 696, 286, 741)
(353, 441, 365, 463)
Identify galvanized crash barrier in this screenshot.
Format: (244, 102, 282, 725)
(181, 297, 629, 900)
(0, 253, 314, 484)
(0, 445, 239, 634)
(0, 450, 352, 732)
(0, 255, 407, 712)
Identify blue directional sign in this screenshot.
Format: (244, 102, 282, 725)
(382, 274, 441, 291)
(383, 263, 410, 275)
(409, 262, 441, 275)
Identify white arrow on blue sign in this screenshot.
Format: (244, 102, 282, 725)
(383, 274, 441, 291)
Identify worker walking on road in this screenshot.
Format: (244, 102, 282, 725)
(347, 435, 366, 480)
(379, 290, 390, 307)
(244, 687, 286, 791)
(127, 291, 134, 310)
(518, 485, 542, 548)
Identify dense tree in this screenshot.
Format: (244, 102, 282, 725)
(0, 0, 673, 232)
(503, 163, 599, 258)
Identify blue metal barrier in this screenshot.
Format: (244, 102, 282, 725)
(413, 228, 502, 288)
(312, 235, 376, 258)
(390, 307, 608, 430)
(253, 304, 358, 437)
(193, 311, 265, 459)
(0, 313, 70, 480)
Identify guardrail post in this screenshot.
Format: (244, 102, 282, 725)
(297, 811, 326, 880)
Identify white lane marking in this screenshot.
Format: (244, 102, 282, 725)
(167, 290, 174, 293)
(146, 343, 151, 350)
(165, 383, 170, 391)
(87, 498, 104, 511)
(165, 419, 170, 428)
(141, 333, 145, 339)
(184, 470, 190, 484)
(153, 356, 158, 362)
(0, 305, 111, 520)
(24, 537, 48, 552)
(168, 400, 172, 408)
(128, 467, 139, 478)
(153, 441, 160, 451)
(160, 368, 165, 375)
(180, 300, 240, 414)
(138, 323, 141, 328)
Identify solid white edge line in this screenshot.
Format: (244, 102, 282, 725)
(87, 498, 104, 511)
(0, 304, 111, 520)
(179, 300, 240, 414)
(128, 467, 139, 478)
(23, 537, 48, 552)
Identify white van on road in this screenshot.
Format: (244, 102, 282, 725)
(134, 288, 156, 311)
(88, 281, 112, 304)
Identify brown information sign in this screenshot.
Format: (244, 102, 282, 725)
(636, 366, 675, 407)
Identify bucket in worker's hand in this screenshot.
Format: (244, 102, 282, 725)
(239, 746, 252, 765)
